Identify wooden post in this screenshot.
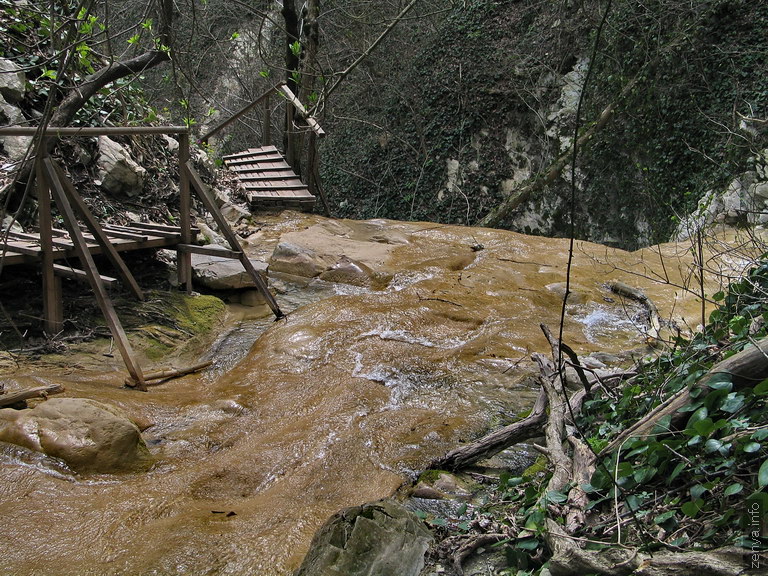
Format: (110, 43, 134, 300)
(43, 159, 146, 390)
(50, 160, 144, 301)
(263, 93, 271, 147)
(178, 131, 192, 293)
(285, 104, 295, 169)
(37, 152, 63, 335)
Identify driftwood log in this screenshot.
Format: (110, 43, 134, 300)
(0, 383, 65, 408)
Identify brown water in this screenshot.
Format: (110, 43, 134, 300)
(1, 215, 755, 575)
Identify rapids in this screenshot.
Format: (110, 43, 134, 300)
(0, 213, 754, 575)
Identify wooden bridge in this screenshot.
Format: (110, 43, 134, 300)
(0, 84, 324, 389)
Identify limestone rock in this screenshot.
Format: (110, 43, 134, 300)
(269, 241, 334, 278)
(0, 58, 26, 103)
(96, 136, 146, 197)
(319, 255, 379, 288)
(295, 499, 433, 576)
(191, 250, 268, 290)
(0, 94, 32, 162)
(0, 398, 153, 473)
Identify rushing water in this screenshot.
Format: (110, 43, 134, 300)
(0, 214, 751, 575)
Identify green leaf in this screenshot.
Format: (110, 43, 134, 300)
(633, 467, 657, 484)
(693, 418, 715, 437)
(681, 499, 703, 517)
(759, 458, 768, 488)
(515, 538, 540, 550)
(545, 490, 568, 504)
(719, 393, 745, 413)
(690, 484, 708, 499)
(686, 406, 709, 430)
(754, 378, 768, 396)
(752, 428, 768, 441)
(706, 372, 733, 390)
(667, 461, 687, 483)
(724, 483, 743, 497)
(653, 509, 676, 524)
(704, 438, 724, 453)
(742, 441, 761, 453)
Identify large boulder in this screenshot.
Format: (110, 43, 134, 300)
(0, 398, 153, 473)
(294, 499, 433, 576)
(0, 58, 26, 103)
(96, 135, 146, 197)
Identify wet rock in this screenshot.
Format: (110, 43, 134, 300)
(319, 255, 381, 288)
(0, 398, 153, 473)
(191, 250, 268, 290)
(295, 499, 433, 576)
(0, 58, 26, 103)
(270, 241, 333, 278)
(96, 136, 146, 197)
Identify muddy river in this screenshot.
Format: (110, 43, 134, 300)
(0, 214, 753, 575)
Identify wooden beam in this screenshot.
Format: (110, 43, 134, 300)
(53, 263, 118, 287)
(176, 243, 242, 259)
(198, 84, 285, 143)
(50, 160, 144, 301)
(185, 161, 283, 319)
(276, 84, 325, 137)
(42, 159, 146, 390)
(0, 126, 189, 136)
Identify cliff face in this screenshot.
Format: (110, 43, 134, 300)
(318, 0, 768, 249)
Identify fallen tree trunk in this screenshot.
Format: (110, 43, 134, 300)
(599, 336, 768, 457)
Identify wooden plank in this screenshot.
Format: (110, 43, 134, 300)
(101, 226, 150, 241)
(43, 160, 146, 390)
(176, 243, 242, 259)
(244, 184, 311, 192)
(222, 146, 279, 160)
(50, 160, 144, 302)
(225, 155, 287, 166)
(3, 240, 42, 256)
(186, 161, 283, 319)
(236, 172, 300, 181)
(53, 263, 118, 287)
(128, 222, 184, 233)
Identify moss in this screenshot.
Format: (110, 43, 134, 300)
(521, 455, 549, 482)
(126, 291, 227, 360)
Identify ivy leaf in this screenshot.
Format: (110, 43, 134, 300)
(754, 378, 768, 396)
(742, 441, 761, 453)
(545, 490, 568, 504)
(681, 499, 704, 517)
(654, 509, 676, 524)
(759, 458, 768, 489)
(724, 483, 743, 497)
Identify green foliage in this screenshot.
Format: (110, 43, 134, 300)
(577, 259, 768, 551)
(0, 0, 156, 127)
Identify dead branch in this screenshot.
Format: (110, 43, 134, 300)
(607, 281, 662, 342)
(431, 386, 547, 471)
